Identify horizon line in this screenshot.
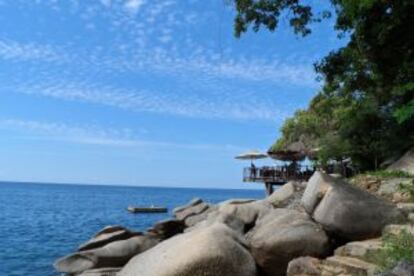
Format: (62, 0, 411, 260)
(0, 179, 263, 191)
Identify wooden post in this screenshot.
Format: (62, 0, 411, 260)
(265, 183, 273, 196)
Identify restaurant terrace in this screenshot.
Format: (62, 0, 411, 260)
(235, 142, 316, 195)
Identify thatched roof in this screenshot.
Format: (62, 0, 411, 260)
(235, 150, 268, 160)
(268, 141, 313, 161)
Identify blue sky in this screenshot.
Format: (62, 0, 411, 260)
(0, 0, 344, 188)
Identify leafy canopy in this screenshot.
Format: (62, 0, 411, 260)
(232, 0, 414, 170)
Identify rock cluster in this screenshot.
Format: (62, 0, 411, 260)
(120, 223, 257, 276)
(302, 172, 405, 240)
(55, 171, 411, 276)
(352, 174, 413, 203)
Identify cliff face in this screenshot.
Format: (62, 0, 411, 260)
(388, 147, 414, 175)
(54, 171, 414, 276)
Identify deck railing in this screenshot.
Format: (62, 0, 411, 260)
(243, 165, 315, 184)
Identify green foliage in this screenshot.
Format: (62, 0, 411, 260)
(399, 179, 414, 201)
(269, 109, 323, 152)
(317, 133, 352, 165)
(373, 230, 414, 271)
(233, 0, 414, 171)
(232, 0, 328, 38)
(394, 99, 414, 124)
(364, 170, 414, 179)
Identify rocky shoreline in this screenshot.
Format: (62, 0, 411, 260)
(54, 171, 414, 276)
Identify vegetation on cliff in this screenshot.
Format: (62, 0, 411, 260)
(232, 0, 414, 171)
(375, 230, 414, 271)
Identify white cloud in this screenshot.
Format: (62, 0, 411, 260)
(0, 39, 69, 63)
(0, 37, 297, 122)
(0, 118, 243, 151)
(0, 118, 134, 145)
(100, 0, 111, 7)
(13, 81, 286, 121)
(0, 0, 317, 123)
(0, 37, 316, 89)
(159, 34, 172, 43)
(124, 0, 145, 14)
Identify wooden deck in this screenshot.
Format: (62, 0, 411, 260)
(243, 166, 315, 185)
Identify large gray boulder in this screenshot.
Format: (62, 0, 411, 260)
(78, 228, 139, 251)
(266, 182, 295, 207)
(147, 219, 185, 240)
(217, 199, 272, 229)
(174, 200, 210, 221)
(266, 181, 306, 209)
(173, 198, 203, 214)
(94, 225, 127, 237)
(181, 199, 268, 234)
(54, 235, 159, 274)
(302, 171, 406, 240)
(183, 207, 214, 228)
(119, 223, 258, 276)
(187, 210, 246, 234)
(246, 208, 330, 276)
(172, 198, 213, 228)
(286, 256, 322, 276)
(218, 198, 257, 205)
(77, 267, 121, 276)
(377, 178, 413, 198)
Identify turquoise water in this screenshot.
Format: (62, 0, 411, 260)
(0, 182, 263, 276)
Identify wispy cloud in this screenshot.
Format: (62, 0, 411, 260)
(0, 38, 316, 87)
(0, 0, 316, 123)
(0, 118, 243, 151)
(124, 0, 145, 14)
(0, 118, 136, 146)
(100, 0, 112, 8)
(0, 37, 307, 122)
(12, 79, 287, 121)
(0, 39, 70, 63)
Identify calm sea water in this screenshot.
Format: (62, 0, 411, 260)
(0, 182, 263, 276)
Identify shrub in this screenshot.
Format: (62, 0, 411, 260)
(399, 179, 414, 201)
(368, 170, 413, 179)
(374, 230, 414, 271)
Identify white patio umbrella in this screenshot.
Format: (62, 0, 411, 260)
(235, 150, 268, 165)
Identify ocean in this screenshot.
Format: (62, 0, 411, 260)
(0, 182, 264, 276)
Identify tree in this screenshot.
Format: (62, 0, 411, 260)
(232, 0, 414, 170)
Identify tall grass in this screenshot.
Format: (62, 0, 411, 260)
(373, 230, 414, 271)
(364, 170, 413, 179)
(399, 179, 414, 201)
